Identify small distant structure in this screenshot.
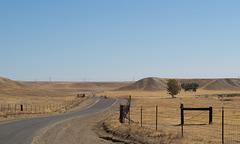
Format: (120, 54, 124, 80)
(77, 94, 85, 98)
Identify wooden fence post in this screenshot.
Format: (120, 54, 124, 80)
(181, 104, 184, 125)
(156, 105, 158, 130)
(129, 95, 131, 125)
(209, 107, 212, 124)
(21, 105, 23, 111)
(222, 107, 224, 144)
(181, 103, 184, 137)
(141, 106, 143, 127)
(120, 105, 124, 123)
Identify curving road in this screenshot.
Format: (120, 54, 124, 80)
(0, 97, 117, 144)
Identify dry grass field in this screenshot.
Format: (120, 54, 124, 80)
(100, 90, 240, 143)
(96, 77, 240, 143)
(0, 76, 131, 121)
(0, 76, 131, 105)
(1, 76, 240, 143)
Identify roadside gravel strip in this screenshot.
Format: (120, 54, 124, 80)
(0, 97, 118, 144)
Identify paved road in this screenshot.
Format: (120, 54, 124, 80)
(0, 97, 117, 144)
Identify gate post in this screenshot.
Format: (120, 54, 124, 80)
(21, 105, 23, 111)
(119, 105, 124, 123)
(209, 107, 212, 124)
(181, 104, 184, 125)
(180, 103, 184, 137)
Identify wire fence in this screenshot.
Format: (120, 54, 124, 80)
(125, 104, 240, 143)
(0, 95, 86, 117)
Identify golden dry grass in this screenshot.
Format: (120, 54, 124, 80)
(101, 90, 240, 143)
(0, 77, 131, 105)
(0, 77, 131, 121)
(103, 114, 205, 144)
(1, 76, 240, 143)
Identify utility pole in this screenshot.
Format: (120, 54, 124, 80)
(35, 79, 37, 89)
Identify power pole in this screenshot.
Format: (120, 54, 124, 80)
(35, 79, 37, 89)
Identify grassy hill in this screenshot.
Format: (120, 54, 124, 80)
(116, 77, 240, 91)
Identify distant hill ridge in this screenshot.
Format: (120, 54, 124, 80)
(0, 76, 25, 88)
(116, 77, 240, 91)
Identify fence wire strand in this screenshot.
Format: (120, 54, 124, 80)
(127, 105, 240, 143)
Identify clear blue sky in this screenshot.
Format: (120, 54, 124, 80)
(1, 1, 240, 81)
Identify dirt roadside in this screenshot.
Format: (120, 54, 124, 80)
(31, 98, 128, 144)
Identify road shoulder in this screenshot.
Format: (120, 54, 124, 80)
(31, 98, 120, 144)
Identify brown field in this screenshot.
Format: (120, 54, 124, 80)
(0, 76, 131, 105)
(98, 89, 240, 143)
(0, 76, 131, 121)
(96, 77, 240, 143)
(1, 76, 240, 143)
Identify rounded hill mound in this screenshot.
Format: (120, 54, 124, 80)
(116, 77, 240, 91)
(116, 77, 168, 91)
(0, 76, 25, 89)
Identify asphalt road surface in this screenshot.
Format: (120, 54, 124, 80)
(0, 97, 117, 144)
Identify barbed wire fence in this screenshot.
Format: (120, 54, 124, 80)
(0, 94, 86, 117)
(120, 102, 240, 143)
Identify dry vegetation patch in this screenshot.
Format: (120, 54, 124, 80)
(0, 77, 131, 122)
(98, 90, 240, 143)
(99, 114, 205, 144)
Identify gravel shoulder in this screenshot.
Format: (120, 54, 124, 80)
(32, 98, 123, 144)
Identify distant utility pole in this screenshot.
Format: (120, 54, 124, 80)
(35, 79, 37, 89)
(49, 77, 51, 82)
(133, 76, 135, 82)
